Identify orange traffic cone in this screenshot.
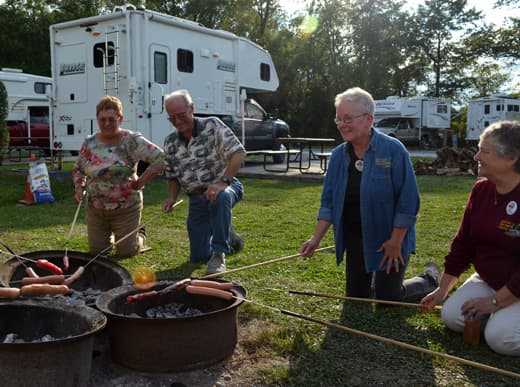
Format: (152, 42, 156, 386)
(17, 154, 36, 205)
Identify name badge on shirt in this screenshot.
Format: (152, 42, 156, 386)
(507, 201, 518, 216)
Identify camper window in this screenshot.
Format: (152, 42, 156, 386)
(154, 52, 168, 84)
(93, 42, 115, 68)
(508, 104, 520, 112)
(177, 49, 193, 73)
(260, 63, 270, 82)
(484, 105, 490, 114)
(34, 82, 51, 94)
(437, 105, 448, 114)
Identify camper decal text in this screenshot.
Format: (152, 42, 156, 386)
(60, 62, 86, 76)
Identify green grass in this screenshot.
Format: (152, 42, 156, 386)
(0, 164, 518, 385)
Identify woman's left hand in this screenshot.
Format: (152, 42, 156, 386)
(461, 297, 496, 320)
(378, 240, 404, 274)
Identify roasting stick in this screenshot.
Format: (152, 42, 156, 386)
(64, 191, 85, 269)
(83, 200, 184, 269)
(231, 295, 520, 380)
(202, 245, 335, 280)
(266, 288, 442, 310)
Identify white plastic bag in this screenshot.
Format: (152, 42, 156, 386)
(29, 162, 55, 204)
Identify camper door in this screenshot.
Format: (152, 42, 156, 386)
(148, 45, 170, 145)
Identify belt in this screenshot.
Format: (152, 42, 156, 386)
(186, 188, 207, 197)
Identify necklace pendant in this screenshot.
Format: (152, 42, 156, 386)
(355, 159, 364, 172)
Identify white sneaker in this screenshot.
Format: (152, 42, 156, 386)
(424, 262, 441, 286)
(206, 252, 226, 275)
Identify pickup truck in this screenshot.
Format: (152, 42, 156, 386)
(375, 117, 442, 149)
(222, 98, 290, 163)
(7, 106, 50, 150)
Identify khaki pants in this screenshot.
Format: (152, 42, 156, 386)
(86, 203, 144, 258)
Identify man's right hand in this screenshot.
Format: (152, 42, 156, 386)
(162, 197, 177, 213)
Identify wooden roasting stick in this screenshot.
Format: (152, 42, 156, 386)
(233, 295, 520, 380)
(202, 245, 335, 280)
(271, 289, 442, 310)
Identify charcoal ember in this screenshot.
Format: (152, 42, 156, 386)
(3, 333, 57, 343)
(27, 287, 103, 305)
(3, 333, 17, 343)
(145, 302, 203, 318)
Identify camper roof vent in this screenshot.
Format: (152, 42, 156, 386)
(386, 96, 400, 100)
(113, 4, 136, 13)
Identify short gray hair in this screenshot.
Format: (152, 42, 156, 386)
(334, 87, 375, 115)
(164, 89, 193, 107)
(480, 120, 520, 172)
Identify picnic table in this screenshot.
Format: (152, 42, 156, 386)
(276, 137, 335, 173)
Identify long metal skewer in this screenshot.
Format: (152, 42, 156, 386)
(266, 288, 443, 310)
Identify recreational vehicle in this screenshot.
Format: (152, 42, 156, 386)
(0, 68, 52, 149)
(374, 96, 451, 148)
(466, 95, 520, 141)
(49, 5, 289, 156)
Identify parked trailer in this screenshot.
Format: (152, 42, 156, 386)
(466, 95, 520, 141)
(0, 68, 52, 150)
(49, 5, 289, 156)
(374, 96, 451, 149)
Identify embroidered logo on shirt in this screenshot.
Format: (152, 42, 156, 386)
(507, 201, 518, 215)
(375, 158, 391, 168)
(498, 220, 520, 237)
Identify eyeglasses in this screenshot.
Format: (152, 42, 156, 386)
(98, 117, 119, 124)
(167, 111, 189, 122)
(334, 113, 368, 125)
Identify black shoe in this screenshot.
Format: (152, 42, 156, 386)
(423, 262, 441, 286)
(228, 224, 244, 254)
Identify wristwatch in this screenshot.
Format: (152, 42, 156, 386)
(221, 176, 231, 185)
(491, 297, 500, 308)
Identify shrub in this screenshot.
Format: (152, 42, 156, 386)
(0, 80, 9, 165)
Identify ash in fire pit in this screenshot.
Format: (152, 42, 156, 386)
(3, 333, 58, 343)
(143, 302, 203, 318)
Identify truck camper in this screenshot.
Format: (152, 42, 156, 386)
(49, 5, 289, 158)
(466, 95, 520, 141)
(0, 68, 52, 150)
(374, 96, 451, 149)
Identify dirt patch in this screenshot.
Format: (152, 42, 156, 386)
(90, 317, 283, 386)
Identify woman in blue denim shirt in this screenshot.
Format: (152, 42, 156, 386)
(301, 87, 439, 301)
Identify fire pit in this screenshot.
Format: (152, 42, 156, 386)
(96, 280, 246, 372)
(0, 250, 132, 305)
(0, 300, 106, 387)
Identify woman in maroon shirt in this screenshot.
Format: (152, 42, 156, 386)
(421, 120, 520, 356)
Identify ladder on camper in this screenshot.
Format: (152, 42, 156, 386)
(102, 27, 120, 96)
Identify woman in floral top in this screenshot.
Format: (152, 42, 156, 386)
(72, 96, 165, 257)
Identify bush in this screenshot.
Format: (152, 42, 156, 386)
(0, 80, 9, 165)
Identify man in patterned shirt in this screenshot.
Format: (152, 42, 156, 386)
(162, 89, 246, 275)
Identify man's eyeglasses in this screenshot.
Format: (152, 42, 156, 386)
(167, 111, 189, 122)
(98, 117, 119, 124)
(334, 113, 368, 125)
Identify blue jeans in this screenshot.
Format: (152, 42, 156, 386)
(187, 178, 243, 262)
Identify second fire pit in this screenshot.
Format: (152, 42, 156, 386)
(96, 280, 246, 372)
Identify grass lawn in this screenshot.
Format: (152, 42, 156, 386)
(0, 163, 518, 385)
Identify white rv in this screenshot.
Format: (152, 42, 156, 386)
(374, 96, 451, 148)
(466, 95, 520, 141)
(49, 5, 289, 155)
(0, 68, 52, 149)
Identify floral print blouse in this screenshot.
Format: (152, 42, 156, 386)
(73, 129, 164, 210)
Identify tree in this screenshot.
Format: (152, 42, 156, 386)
(410, 0, 482, 97)
(0, 80, 9, 165)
